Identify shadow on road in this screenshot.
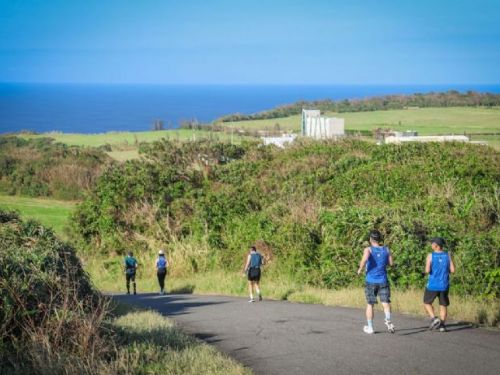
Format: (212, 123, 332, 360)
(113, 293, 228, 317)
(397, 322, 476, 336)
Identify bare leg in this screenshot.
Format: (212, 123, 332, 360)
(381, 302, 391, 317)
(366, 304, 374, 321)
(424, 303, 435, 318)
(439, 305, 447, 322)
(248, 281, 253, 299)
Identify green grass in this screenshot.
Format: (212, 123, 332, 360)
(220, 106, 500, 143)
(0, 195, 76, 238)
(108, 307, 252, 374)
(21, 129, 250, 148)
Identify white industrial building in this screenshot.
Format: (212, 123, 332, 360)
(261, 134, 298, 148)
(302, 109, 344, 139)
(384, 135, 470, 144)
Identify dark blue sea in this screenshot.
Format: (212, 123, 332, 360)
(1, 83, 499, 134)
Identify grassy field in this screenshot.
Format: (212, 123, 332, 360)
(0, 195, 76, 238)
(21, 129, 250, 148)
(108, 306, 251, 374)
(220, 106, 500, 139)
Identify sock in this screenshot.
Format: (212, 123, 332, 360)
(250, 293, 254, 300)
(384, 311, 391, 321)
(256, 287, 261, 296)
(367, 320, 373, 328)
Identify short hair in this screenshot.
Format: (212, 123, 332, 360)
(250, 246, 257, 251)
(431, 237, 445, 248)
(369, 230, 382, 242)
(127, 251, 133, 256)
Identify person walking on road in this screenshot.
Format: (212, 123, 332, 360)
(124, 251, 138, 295)
(155, 249, 168, 295)
(357, 230, 395, 334)
(243, 246, 264, 303)
(423, 237, 455, 332)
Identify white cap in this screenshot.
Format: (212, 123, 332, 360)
(158, 249, 165, 255)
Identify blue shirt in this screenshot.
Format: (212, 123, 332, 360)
(366, 246, 389, 284)
(156, 256, 167, 269)
(427, 252, 450, 291)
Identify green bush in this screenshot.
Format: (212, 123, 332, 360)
(73, 140, 500, 297)
(0, 210, 106, 372)
(0, 136, 110, 200)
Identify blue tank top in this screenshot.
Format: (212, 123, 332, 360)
(366, 246, 389, 284)
(157, 256, 167, 269)
(427, 252, 450, 291)
(250, 252, 262, 268)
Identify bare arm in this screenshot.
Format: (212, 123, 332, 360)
(449, 253, 455, 273)
(424, 254, 432, 274)
(357, 247, 371, 275)
(242, 255, 250, 274)
(388, 249, 394, 267)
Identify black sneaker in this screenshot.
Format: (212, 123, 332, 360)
(439, 324, 447, 332)
(126, 291, 130, 295)
(429, 317, 441, 330)
(259, 295, 263, 302)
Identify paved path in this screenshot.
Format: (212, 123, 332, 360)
(114, 293, 500, 375)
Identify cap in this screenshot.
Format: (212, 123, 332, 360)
(430, 237, 445, 248)
(158, 249, 165, 255)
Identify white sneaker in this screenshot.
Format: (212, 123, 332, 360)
(385, 319, 395, 333)
(363, 325, 374, 334)
(248, 298, 255, 303)
(429, 317, 441, 330)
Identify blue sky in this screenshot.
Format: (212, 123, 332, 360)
(0, 0, 499, 84)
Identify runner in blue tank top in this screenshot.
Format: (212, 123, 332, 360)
(155, 249, 168, 295)
(357, 230, 395, 334)
(423, 237, 455, 332)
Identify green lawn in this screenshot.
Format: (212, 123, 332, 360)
(21, 129, 250, 148)
(0, 195, 76, 238)
(220, 106, 500, 137)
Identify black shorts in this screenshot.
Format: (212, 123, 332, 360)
(247, 267, 261, 282)
(423, 289, 450, 306)
(126, 270, 136, 282)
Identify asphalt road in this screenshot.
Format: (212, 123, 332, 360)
(114, 293, 500, 375)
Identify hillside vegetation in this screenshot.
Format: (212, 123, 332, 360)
(217, 91, 500, 122)
(73, 140, 500, 302)
(0, 211, 251, 374)
(0, 136, 111, 200)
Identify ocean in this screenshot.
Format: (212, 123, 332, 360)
(1, 83, 499, 134)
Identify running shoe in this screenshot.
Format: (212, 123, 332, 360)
(258, 295, 263, 302)
(248, 298, 255, 303)
(363, 325, 374, 334)
(385, 319, 395, 333)
(429, 317, 441, 330)
(439, 324, 447, 332)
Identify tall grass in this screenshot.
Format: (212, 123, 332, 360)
(0, 211, 251, 374)
(108, 308, 252, 375)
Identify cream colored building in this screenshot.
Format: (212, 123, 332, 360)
(301, 109, 344, 139)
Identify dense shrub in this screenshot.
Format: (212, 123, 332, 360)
(0, 210, 108, 373)
(0, 136, 110, 200)
(73, 140, 500, 297)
